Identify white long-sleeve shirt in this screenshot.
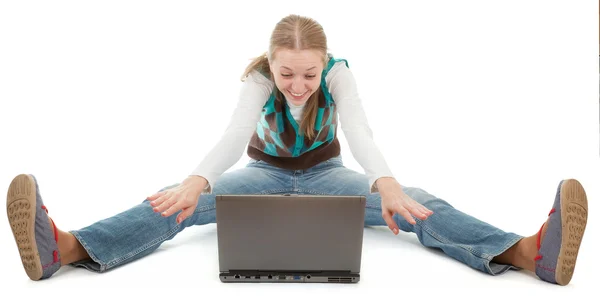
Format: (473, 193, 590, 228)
(190, 61, 395, 194)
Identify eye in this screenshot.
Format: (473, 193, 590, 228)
(305, 75, 316, 79)
(281, 74, 292, 77)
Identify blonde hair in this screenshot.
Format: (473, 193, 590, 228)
(241, 14, 328, 140)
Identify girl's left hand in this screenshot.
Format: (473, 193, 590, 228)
(377, 177, 434, 235)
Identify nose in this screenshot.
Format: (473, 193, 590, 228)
(291, 77, 306, 93)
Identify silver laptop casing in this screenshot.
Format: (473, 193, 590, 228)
(215, 194, 365, 283)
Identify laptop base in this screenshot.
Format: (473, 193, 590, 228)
(219, 270, 360, 283)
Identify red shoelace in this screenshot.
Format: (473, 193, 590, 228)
(41, 205, 59, 264)
(534, 208, 556, 261)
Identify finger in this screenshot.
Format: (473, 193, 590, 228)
(396, 205, 416, 225)
(162, 200, 186, 217)
(412, 201, 433, 215)
(381, 211, 400, 235)
(408, 200, 432, 218)
(150, 193, 171, 208)
(176, 206, 195, 224)
(407, 202, 428, 220)
(154, 195, 178, 214)
(147, 191, 165, 201)
(418, 204, 433, 216)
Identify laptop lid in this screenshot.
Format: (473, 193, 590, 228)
(215, 194, 366, 275)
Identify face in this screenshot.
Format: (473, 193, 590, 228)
(269, 49, 324, 106)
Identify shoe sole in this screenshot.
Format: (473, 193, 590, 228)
(6, 174, 43, 281)
(556, 179, 588, 285)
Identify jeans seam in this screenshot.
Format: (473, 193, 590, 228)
(302, 189, 381, 215)
(259, 188, 295, 194)
(292, 174, 298, 191)
(105, 224, 182, 269)
(300, 188, 371, 197)
(482, 234, 523, 260)
(300, 189, 330, 195)
(415, 219, 486, 259)
(69, 230, 108, 272)
(483, 235, 523, 275)
(193, 203, 215, 214)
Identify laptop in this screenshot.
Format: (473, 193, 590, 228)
(215, 193, 366, 283)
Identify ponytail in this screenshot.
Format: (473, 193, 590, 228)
(241, 52, 271, 81)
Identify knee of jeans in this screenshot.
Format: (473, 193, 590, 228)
(405, 187, 446, 206)
(418, 190, 454, 211)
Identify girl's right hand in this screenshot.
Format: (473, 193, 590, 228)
(146, 176, 208, 224)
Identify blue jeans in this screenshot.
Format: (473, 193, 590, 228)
(70, 155, 523, 275)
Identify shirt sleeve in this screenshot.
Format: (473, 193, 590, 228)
(326, 61, 395, 193)
(189, 70, 273, 193)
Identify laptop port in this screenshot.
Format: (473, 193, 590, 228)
(234, 275, 240, 279)
(245, 276, 251, 279)
(268, 275, 273, 279)
(254, 276, 260, 279)
(293, 275, 301, 280)
(306, 274, 311, 279)
(278, 275, 285, 280)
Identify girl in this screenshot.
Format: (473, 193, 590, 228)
(6, 14, 588, 285)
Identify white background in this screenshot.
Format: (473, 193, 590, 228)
(1, 0, 598, 295)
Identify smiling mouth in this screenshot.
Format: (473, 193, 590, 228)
(288, 90, 308, 98)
